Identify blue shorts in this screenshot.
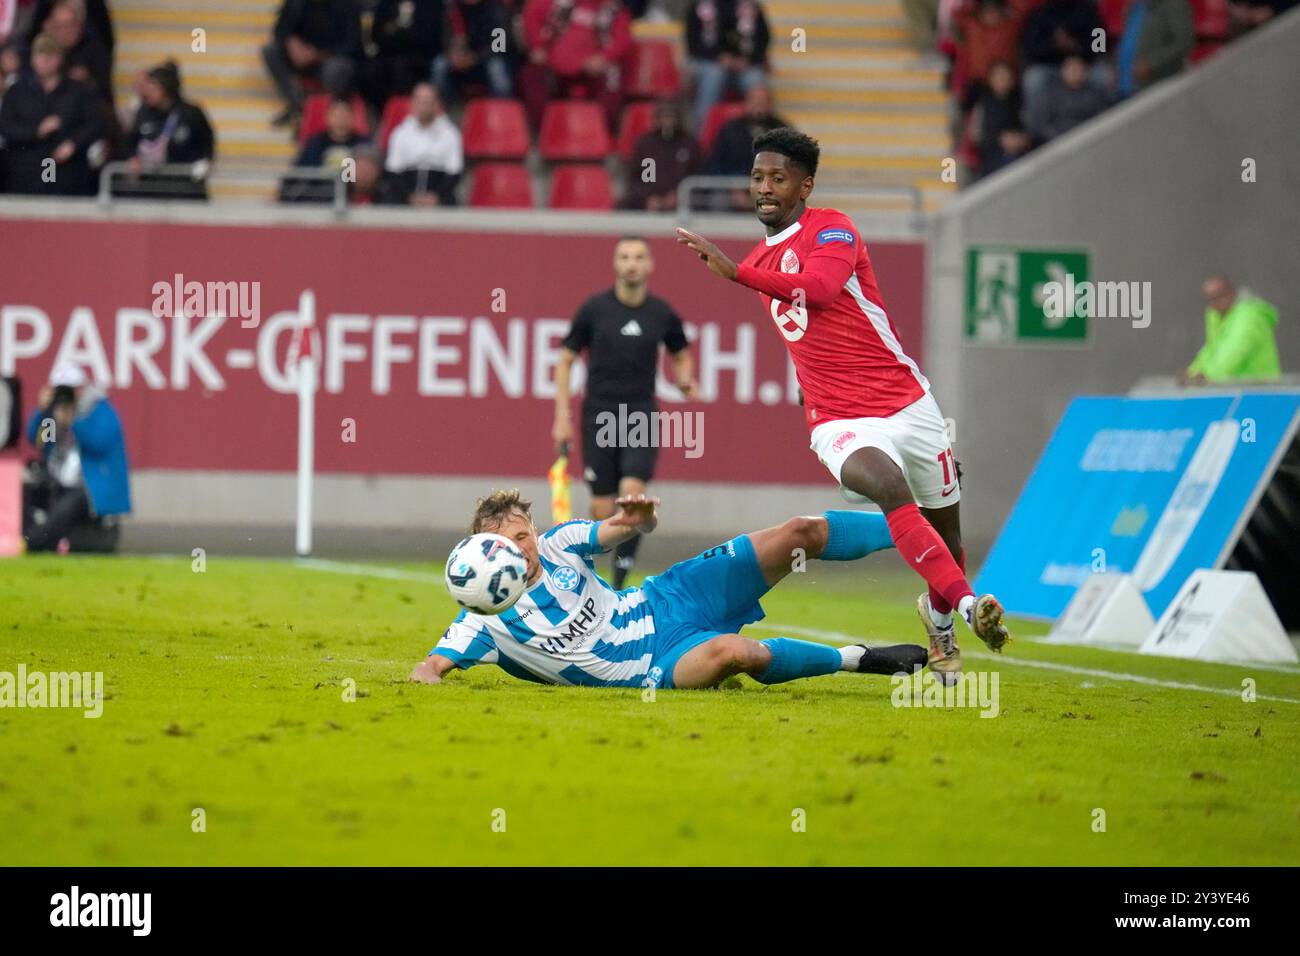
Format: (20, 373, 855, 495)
(640, 535, 770, 689)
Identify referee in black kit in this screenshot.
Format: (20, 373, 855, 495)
(553, 236, 698, 588)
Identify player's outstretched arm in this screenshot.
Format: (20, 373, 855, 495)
(675, 228, 737, 280)
(410, 654, 457, 685)
(596, 494, 659, 548)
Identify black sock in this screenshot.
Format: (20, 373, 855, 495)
(612, 535, 642, 589)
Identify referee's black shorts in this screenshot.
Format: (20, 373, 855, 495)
(580, 399, 659, 497)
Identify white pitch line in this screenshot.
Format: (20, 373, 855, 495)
(294, 558, 440, 583)
(759, 622, 1300, 705)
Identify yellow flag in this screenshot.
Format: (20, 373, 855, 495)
(549, 442, 571, 524)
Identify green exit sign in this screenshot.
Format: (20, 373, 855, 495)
(965, 247, 1090, 343)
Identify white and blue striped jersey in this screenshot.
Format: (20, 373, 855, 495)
(431, 520, 659, 686)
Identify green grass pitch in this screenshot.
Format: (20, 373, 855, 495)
(2, 554, 1297, 866)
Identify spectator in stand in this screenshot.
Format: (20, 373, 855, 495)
(383, 81, 463, 206)
(703, 82, 784, 210)
(684, 0, 770, 133)
(42, 0, 110, 105)
(3, 3, 34, 54)
(1115, 0, 1193, 98)
(704, 81, 783, 173)
(295, 94, 368, 168)
(970, 59, 1029, 176)
(0, 33, 102, 195)
(263, 0, 363, 127)
(0, 41, 16, 189)
(1, 40, 18, 95)
(118, 60, 215, 200)
(519, 0, 633, 132)
(1227, 0, 1296, 35)
(350, 143, 383, 204)
(23, 362, 131, 554)
(24, 0, 112, 55)
(1180, 275, 1281, 384)
(432, 0, 515, 102)
(1019, 0, 1109, 113)
(619, 97, 699, 210)
(953, 0, 1032, 105)
(281, 95, 370, 202)
(361, 0, 444, 112)
(1025, 53, 1110, 144)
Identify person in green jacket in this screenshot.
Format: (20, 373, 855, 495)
(1181, 275, 1281, 384)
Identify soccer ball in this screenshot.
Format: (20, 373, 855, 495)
(444, 533, 529, 615)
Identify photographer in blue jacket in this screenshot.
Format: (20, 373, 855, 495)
(24, 363, 131, 553)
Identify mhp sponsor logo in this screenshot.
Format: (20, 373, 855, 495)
(549, 566, 580, 591)
(817, 228, 855, 246)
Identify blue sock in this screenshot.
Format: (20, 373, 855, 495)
(754, 638, 842, 685)
(821, 510, 894, 560)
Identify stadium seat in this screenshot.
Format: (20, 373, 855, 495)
(698, 102, 745, 155)
(1097, 0, 1127, 36)
(469, 163, 536, 208)
(548, 164, 613, 210)
(539, 101, 612, 161)
(616, 101, 656, 161)
(298, 93, 370, 146)
(378, 96, 412, 152)
(1190, 0, 1230, 62)
(625, 41, 681, 99)
(462, 99, 531, 160)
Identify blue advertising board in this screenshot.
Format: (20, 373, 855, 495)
(975, 393, 1300, 620)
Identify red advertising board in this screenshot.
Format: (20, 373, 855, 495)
(0, 217, 923, 484)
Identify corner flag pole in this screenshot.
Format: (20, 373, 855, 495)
(294, 289, 316, 558)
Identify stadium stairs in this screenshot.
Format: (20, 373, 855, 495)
(109, 0, 952, 209)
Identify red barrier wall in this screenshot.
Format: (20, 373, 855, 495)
(0, 217, 924, 484)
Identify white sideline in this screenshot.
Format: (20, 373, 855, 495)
(290, 559, 1300, 704)
(760, 623, 1300, 705)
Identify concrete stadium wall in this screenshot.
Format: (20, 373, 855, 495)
(925, 13, 1300, 550)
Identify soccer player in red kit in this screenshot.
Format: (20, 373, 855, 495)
(676, 127, 1008, 681)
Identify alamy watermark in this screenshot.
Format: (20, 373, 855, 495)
(891, 668, 999, 718)
(594, 403, 704, 459)
(0, 666, 103, 718)
(1042, 274, 1151, 329)
(151, 272, 262, 328)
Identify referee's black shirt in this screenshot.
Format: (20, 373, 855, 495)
(562, 289, 689, 403)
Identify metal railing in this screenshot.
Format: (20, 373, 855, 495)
(674, 175, 925, 224)
(97, 162, 348, 215)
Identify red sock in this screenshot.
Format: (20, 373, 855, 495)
(885, 504, 973, 612)
(929, 548, 966, 615)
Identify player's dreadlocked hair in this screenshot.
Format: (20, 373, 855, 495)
(753, 127, 821, 178)
(470, 489, 533, 533)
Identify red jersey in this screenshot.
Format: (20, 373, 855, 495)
(735, 206, 928, 430)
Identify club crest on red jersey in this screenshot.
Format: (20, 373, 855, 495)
(780, 248, 800, 273)
(770, 298, 807, 341)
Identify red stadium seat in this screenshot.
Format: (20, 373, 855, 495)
(548, 164, 612, 210)
(378, 95, 411, 151)
(462, 99, 531, 160)
(298, 93, 370, 146)
(1098, 0, 1126, 36)
(539, 101, 612, 161)
(698, 101, 745, 155)
(1189, 0, 1230, 62)
(616, 101, 656, 161)
(626, 41, 681, 99)
(469, 163, 535, 208)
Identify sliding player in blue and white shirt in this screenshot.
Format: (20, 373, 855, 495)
(409, 489, 926, 690)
